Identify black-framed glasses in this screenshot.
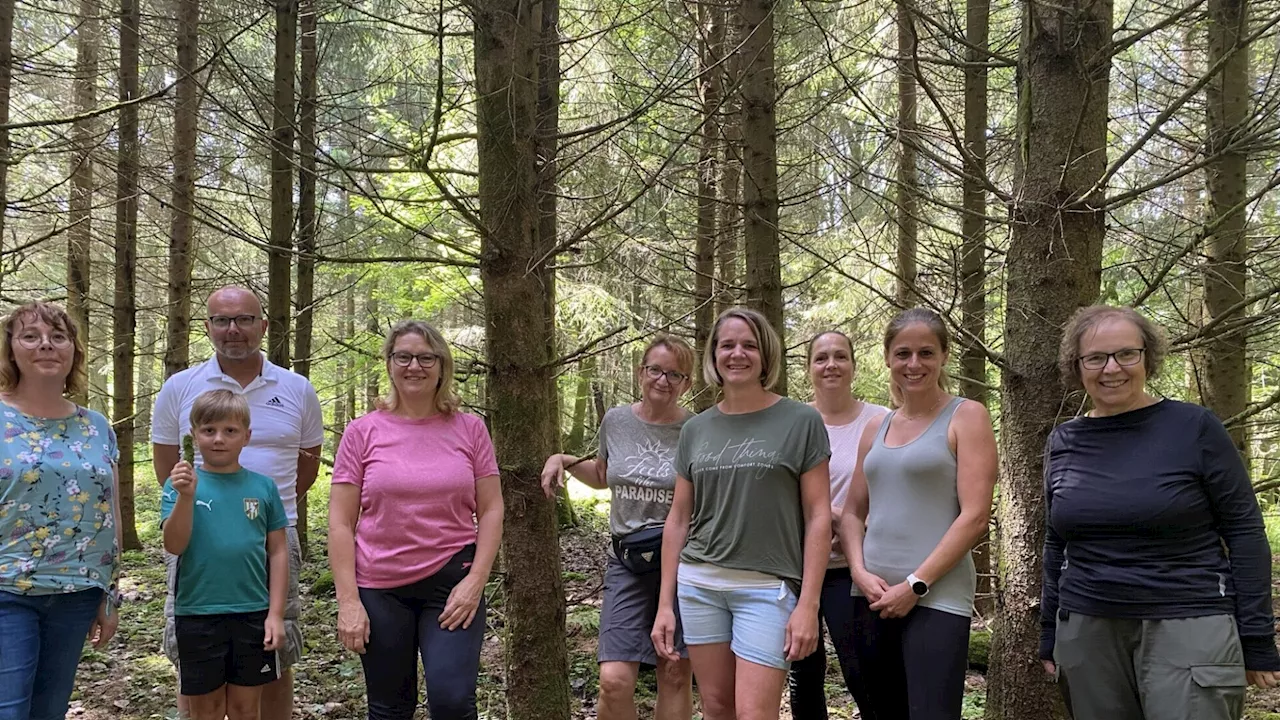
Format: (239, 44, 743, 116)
(208, 315, 260, 330)
(13, 331, 72, 349)
(642, 365, 688, 384)
(391, 352, 439, 369)
(1079, 348, 1145, 370)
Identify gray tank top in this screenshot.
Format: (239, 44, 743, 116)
(859, 396, 974, 617)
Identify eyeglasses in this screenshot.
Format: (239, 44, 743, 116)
(642, 365, 688, 384)
(13, 331, 72, 349)
(390, 352, 439, 368)
(208, 315, 260, 330)
(1079, 348, 1145, 370)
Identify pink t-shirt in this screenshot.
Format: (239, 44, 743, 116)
(331, 410, 500, 588)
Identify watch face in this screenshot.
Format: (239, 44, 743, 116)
(911, 581, 928, 596)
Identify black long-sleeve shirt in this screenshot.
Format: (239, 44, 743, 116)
(1040, 399, 1280, 671)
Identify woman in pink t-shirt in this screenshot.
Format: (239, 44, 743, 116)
(328, 320, 502, 720)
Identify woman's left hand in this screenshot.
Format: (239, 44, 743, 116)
(868, 581, 919, 619)
(784, 603, 820, 662)
(1248, 670, 1280, 689)
(440, 574, 486, 631)
(86, 597, 119, 649)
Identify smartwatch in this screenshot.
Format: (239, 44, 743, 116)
(907, 573, 929, 597)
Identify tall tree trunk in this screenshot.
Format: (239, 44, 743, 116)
(474, 0, 571, 716)
(695, 0, 723, 410)
(961, 0, 991, 617)
(894, 0, 918, 307)
(1203, 0, 1250, 463)
(739, 0, 783, 392)
(136, 314, 156, 430)
(113, 0, 141, 551)
(985, 0, 1110, 717)
(364, 286, 379, 413)
(268, 0, 297, 370)
(68, 0, 98, 398)
(166, 0, 199, 379)
(0, 0, 12, 297)
(716, 6, 742, 319)
(293, 0, 317, 379)
(291, 0, 318, 557)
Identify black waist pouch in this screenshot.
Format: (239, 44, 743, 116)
(611, 526, 664, 575)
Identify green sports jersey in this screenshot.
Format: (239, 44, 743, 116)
(161, 467, 286, 615)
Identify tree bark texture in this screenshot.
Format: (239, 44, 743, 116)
(895, 0, 919, 308)
(113, 0, 141, 551)
(68, 0, 98, 395)
(695, 0, 723, 409)
(985, 1, 1110, 717)
(268, 0, 297, 371)
(1203, 0, 1250, 462)
(165, 0, 200, 378)
(739, 0, 784, 390)
(474, 0, 572, 717)
(961, 0, 991, 617)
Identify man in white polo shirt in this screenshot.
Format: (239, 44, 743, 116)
(152, 286, 323, 720)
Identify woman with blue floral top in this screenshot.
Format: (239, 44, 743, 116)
(0, 301, 122, 720)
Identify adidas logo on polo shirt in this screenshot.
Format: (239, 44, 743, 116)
(266, 396, 284, 408)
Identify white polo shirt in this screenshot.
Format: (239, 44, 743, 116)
(152, 355, 324, 525)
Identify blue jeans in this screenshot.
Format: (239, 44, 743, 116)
(0, 588, 103, 720)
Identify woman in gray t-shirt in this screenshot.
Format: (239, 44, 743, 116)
(541, 335, 696, 720)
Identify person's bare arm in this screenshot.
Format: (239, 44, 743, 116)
(153, 444, 179, 488)
(296, 444, 322, 497)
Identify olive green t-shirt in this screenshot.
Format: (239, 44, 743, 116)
(675, 398, 831, 583)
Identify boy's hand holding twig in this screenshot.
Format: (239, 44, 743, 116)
(170, 461, 197, 498)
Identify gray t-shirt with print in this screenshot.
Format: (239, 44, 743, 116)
(675, 398, 832, 583)
(599, 405, 689, 537)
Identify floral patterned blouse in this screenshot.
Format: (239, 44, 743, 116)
(0, 399, 119, 595)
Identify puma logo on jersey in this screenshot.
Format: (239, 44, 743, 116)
(195, 499, 213, 512)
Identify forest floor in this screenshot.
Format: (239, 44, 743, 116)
(71, 480, 1280, 719)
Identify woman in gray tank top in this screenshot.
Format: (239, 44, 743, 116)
(836, 309, 997, 720)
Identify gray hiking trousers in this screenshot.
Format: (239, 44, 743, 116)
(1054, 611, 1246, 720)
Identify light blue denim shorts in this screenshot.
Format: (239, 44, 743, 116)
(676, 580, 798, 670)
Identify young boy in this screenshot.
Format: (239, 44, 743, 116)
(162, 389, 289, 720)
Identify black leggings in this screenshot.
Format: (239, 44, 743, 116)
(358, 545, 486, 720)
(848, 596, 970, 720)
(787, 568, 875, 719)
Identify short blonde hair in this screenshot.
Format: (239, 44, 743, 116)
(640, 334, 696, 378)
(378, 320, 461, 415)
(702, 307, 784, 391)
(1058, 305, 1167, 390)
(0, 301, 88, 398)
(190, 389, 251, 429)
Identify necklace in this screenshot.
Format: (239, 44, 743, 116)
(900, 393, 946, 422)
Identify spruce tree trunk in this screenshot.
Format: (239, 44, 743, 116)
(68, 0, 98, 399)
(739, 0, 784, 391)
(695, 0, 723, 409)
(985, 0, 1110, 717)
(961, 0, 991, 617)
(474, 0, 571, 716)
(894, 0, 919, 307)
(166, 0, 200, 378)
(1203, 0, 1250, 463)
(268, 0, 297, 371)
(0, 0, 12, 297)
(113, 0, 141, 551)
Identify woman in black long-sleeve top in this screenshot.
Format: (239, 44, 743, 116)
(1041, 305, 1280, 720)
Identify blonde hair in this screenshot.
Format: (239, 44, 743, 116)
(640, 334, 696, 378)
(190, 389, 251, 429)
(378, 319, 461, 415)
(883, 308, 951, 407)
(1058, 305, 1167, 390)
(701, 307, 784, 391)
(0, 301, 88, 398)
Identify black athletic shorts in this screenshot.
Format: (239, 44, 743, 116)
(174, 610, 281, 696)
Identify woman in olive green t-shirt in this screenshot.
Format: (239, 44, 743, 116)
(652, 307, 832, 720)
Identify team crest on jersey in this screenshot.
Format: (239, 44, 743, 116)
(243, 498, 260, 520)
